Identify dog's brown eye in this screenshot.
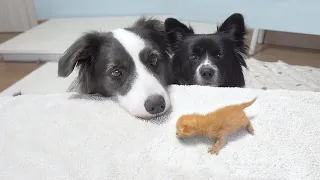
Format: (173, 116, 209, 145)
(150, 52, 159, 66)
(150, 57, 158, 66)
(189, 54, 197, 60)
(111, 69, 122, 78)
(216, 53, 222, 59)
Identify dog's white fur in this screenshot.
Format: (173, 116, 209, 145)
(195, 54, 220, 86)
(112, 28, 170, 118)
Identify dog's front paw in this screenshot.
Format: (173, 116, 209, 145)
(207, 147, 220, 155)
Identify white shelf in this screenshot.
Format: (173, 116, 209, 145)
(0, 15, 217, 62)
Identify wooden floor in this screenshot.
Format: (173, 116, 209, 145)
(1, 30, 320, 92)
(0, 33, 43, 92)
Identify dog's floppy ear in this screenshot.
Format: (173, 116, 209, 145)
(217, 13, 247, 49)
(58, 31, 103, 77)
(164, 18, 194, 48)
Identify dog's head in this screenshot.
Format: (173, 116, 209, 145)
(165, 13, 248, 87)
(58, 17, 172, 119)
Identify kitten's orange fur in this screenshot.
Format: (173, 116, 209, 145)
(176, 97, 257, 155)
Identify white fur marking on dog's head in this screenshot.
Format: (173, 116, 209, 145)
(112, 28, 170, 118)
(195, 54, 220, 86)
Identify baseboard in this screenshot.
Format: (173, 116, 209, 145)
(37, 19, 48, 24)
(264, 30, 320, 50)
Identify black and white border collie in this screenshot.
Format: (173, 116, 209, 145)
(58, 17, 173, 119)
(165, 13, 249, 87)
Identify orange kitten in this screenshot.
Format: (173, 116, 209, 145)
(176, 98, 257, 155)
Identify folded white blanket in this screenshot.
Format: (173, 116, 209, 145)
(0, 86, 319, 179)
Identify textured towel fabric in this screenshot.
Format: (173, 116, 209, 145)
(1, 58, 320, 97)
(0, 86, 319, 180)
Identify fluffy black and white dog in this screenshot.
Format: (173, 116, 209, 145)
(58, 17, 173, 119)
(165, 13, 248, 87)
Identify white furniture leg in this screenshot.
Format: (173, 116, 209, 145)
(249, 28, 259, 56)
(258, 29, 265, 44)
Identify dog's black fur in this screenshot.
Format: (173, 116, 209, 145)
(165, 13, 249, 87)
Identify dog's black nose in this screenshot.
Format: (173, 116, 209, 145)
(200, 67, 215, 79)
(144, 95, 166, 115)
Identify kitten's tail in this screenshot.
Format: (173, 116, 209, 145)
(239, 97, 257, 109)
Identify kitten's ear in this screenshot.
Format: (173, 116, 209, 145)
(181, 125, 192, 134)
(164, 18, 194, 48)
(58, 31, 103, 77)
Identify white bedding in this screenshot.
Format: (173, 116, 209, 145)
(0, 86, 319, 179)
(1, 58, 319, 97)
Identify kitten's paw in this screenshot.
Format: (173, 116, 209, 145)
(249, 130, 254, 135)
(246, 124, 255, 135)
(247, 127, 254, 135)
(208, 147, 219, 155)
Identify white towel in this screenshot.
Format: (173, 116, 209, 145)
(0, 86, 319, 179)
(1, 59, 320, 97)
